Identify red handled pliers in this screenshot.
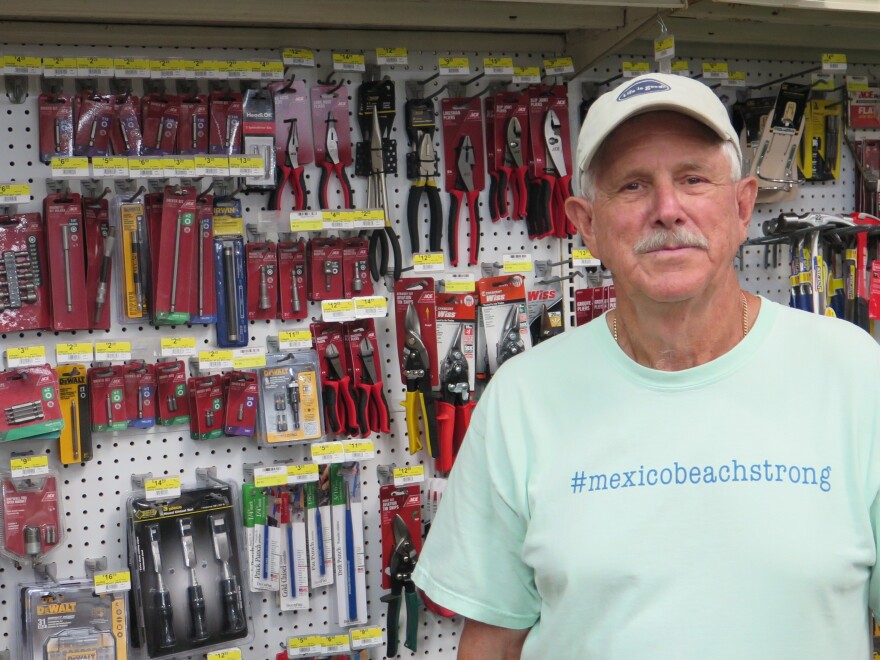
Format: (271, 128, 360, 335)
(270, 118, 306, 212)
(494, 116, 528, 221)
(544, 109, 574, 237)
(447, 135, 481, 267)
(319, 113, 353, 209)
(356, 336, 391, 436)
(322, 342, 359, 436)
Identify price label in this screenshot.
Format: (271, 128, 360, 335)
(503, 253, 533, 273)
(194, 60, 230, 79)
(42, 57, 79, 77)
(113, 57, 151, 78)
(160, 337, 197, 357)
(128, 157, 166, 178)
(376, 48, 408, 66)
(323, 635, 351, 653)
(198, 350, 234, 371)
(91, 157, 130, 178)
(254, 465, 289, 488)
(232, 347, 266, 369)
(355, 296, 388, 319)
(195, 155, 230, 177)
(543, 57, 574, 76)
(701, 62, 729, 80)
(726, 71, 747, 88)
(278, 330, 313, 350)
(444, 272, 476, 293)
(3, 55, 42, 75)
(94, 571, 132, 594)
(513, 66, 541, 84)
(56, 342, 93, 363)
(350, 209, 385, 229)
(229, 155, 265, 177)
(95, 341, 132, 361)
(343, 440, 375, 461)
(483, 57, 514, 75)
(350, 626, 384, 649)
(654, 35, 675, 61)
(393, 465, 425, 486)
(846, 75, 870, 93)
(286, 463, 320, 484)
(77, 57, 114, 77)
(822, 53, 847, 73)
(151, 59, 184, 79)
(207, 649, 242, 660)
(622, 61, 651, 78)
(253, 61, 284, 80)
(10, 456, 49, 478)
(165, 157, 197, 178)
(50, 157, 90, 178)
(333, 53, 366, 72)
(0, 183, 31, 205)
(321, 299, 357, 322)
(288, 636, 323, 656)
(671, 60, 690, 76)
(322, 210, 354, 229)
(282, 49, 316, 67)
(7, 346, 46, 368)
(226, 61, 256, 80)
(290, 210, 324, 232)
(311, 442, 346, 464)
(213, 216, 244, 237)
(438, 57, 471, 76)
(144, 477, 182, 500)
(413, 252, 445, 273)
(571, 248, 600, 268)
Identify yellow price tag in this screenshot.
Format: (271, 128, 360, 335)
(351, 627, 383, 641)
(701, 62, 729, 79)
(3, 55, 42, 72)
(11, 456, 49, 472)
(288, 635, 321, 650)
(7, 346, 45, 360)
(198, 350, 234, 368)
(254, 466, 289, 488)
(311, 442, 345, 456)
(444, 274, 476, 293)
(572, 248, 594, 260)
(229, 155, 264, 174)
(287, 464, 320, 479)
(282, 49, 315, 66)
(622, 61, 651, 78)
(167, 157, 196, 173)
(95, 341, 131, 354)
(207, 650, 242, 660)
(43, 57, 78, 75)
(376, 48, 408, 65)
(161, 337, 196, 350)
(439, 57, 470, 74)
(322, 300, 356, 313)
(0, 183, 30, 197)
(195, 155, 230, 175)
(847, 76, 870, 93)
(654, 36, 675, 59)
(91, 156, 129, 175)
(355, 296, 387, 310)
(324, 634, 350, 650)
(322, 210, 354, 226)
(822, 53, 847, 72)
(114, 58, 151, 76)
(393, 465, 425, 485)
(279, 330, 313, 343)
(56, 343, 93, 363)
(144, 478, 181, 500)
(51, 156, 90, 175)
(543, 57, 574, 74)
(333, 53, 366, 69)
(290, 211, 324, 231)
(672, 60, 690, 74)
(513, 66, 541, 83)
(233, 354, 267, 369)
(483, 57, 513, 74)
(94, 571, 131, 586)
(413, 253, 445, 267)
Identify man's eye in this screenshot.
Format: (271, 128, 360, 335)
(685, 176, 706, 185)
(622, 182, 641, 191)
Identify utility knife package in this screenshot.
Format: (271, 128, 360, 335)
(19, 578, 128, 660)
(127, 483, 250, 658)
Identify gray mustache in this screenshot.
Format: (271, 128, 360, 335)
(633, 227, 710, 254)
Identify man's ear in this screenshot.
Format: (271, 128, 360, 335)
(733, 176, 758, 240)
(565, 196, 601, 259)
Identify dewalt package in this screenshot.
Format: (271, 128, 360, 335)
(19, 578, 128, 660)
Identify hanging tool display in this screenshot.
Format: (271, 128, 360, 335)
(405, 97, 443, 254)
(366, 106, 403, 281)
(400, 303, 439, 457)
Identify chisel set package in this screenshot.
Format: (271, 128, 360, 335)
(127, 482, 250, 658)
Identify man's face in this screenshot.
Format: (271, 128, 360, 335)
(566, 112, 757, 305)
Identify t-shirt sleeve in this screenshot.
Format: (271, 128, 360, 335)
(864, 345, 880, 617)
(412, 376, 540, 629)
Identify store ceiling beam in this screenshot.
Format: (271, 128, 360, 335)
(671, 1, 880, 30)
(566, 7, 661, 74)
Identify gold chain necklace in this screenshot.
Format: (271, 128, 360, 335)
(613, 292, 749, 344)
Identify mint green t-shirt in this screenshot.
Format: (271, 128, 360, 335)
(413, 299, 880, 659)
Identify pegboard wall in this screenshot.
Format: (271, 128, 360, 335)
(0, 41, 875, 659)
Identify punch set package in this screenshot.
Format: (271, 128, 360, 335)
(127, 482, 249, 658)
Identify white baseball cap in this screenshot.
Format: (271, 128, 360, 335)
(576, 72, 742, 177)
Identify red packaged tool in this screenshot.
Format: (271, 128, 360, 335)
(277, 239, 307, 321)
(308, 237, 344, 301)
(222, 371, 259, 437)
(440, 97, 485, 266)
(0, 365, 64, 442)
(153, 186, 198, 325)
(489, 92, 529, 222)
(178, 94, 209, 155)
(122, 360, 156, 429)
(0, 213, 50, 332)
(155, 359, 190, 426)
(73, 92, 113, 158)
(190, 193, 216, 324)
(574, 285, 616, 326)
(0, 472, 62, 566)
(477, 274, 531, 377)
(849, 88, 880, 129)
(109, 93, 143, 157)
(87, 365, 128, 432)
(341, 236, 372, 298)
(145, 192, 164, 311)
(38, 92, 73, 163)
(270, 80, 313, 211)
(312, 322, 359, 437)
(379, 482, 421, 590)
(246, 239, 279, 320)
(311, 83, 353, 209)
(344, 319, 390, 436)
(209, 90, 243, 155)
(393, 278, 438, 388)
(83, 195, 114, 330)
(141, 93, 180, 155)
(188, 374, 225, 440)
(45, 192, 89, 330)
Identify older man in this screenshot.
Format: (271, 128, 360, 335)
(413, 73, 880, 659)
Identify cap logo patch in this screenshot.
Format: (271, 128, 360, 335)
(617, 78, 671, 102)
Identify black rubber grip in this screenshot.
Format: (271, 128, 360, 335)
(406, 186, 421, 254)
(221, 576, 246, 634)
(426, 186, 443, 253)
(153, 588, 176, 649)
(187, 584, 210, 641)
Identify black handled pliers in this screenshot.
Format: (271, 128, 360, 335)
(406, 131, 443, 253)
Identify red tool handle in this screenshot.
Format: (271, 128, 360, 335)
(447, 190, 464, 267)
(322, 381, 343, 434)
(434, 400, 456, 473)
(336, 375, 360, 436)
(291, 165, 306, 211)
(552, 174, 573, 238)
(370, 381, 391, 434)
(466, 190, 481, 267)
(453, 401, 476, 458)
(272, 163, 291, 211)
(512, 167, 529, 220)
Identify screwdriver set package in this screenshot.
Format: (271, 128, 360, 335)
(18, 578, 129, 660)
(127, 483, 250, 658)
(0, 213, 50, 333)
(255, 351, 324, 445)
(0, 471, 63, 566)
(56, 364, 92, 465)
(0, 364, 64, 442)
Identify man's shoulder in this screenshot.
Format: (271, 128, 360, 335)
(769, 300, 880, 359)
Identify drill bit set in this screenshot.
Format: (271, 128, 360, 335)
(128, 483, 249, 658)
(0, 471, 63, 567)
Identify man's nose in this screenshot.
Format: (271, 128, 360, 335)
(651, 180, 684, 227)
